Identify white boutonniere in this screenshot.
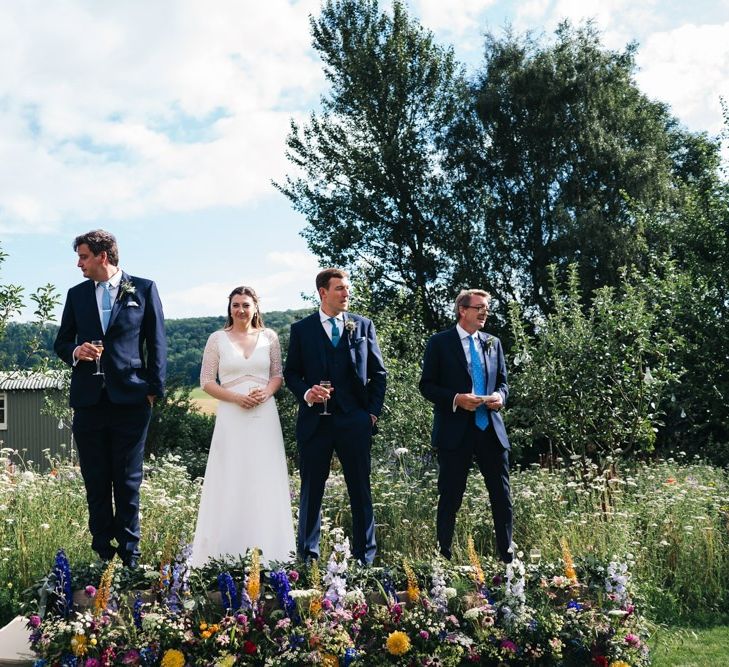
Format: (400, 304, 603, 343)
(119, 280, 136, 298)
(482, 335, 494, 354)
(344, 319, 356, 337)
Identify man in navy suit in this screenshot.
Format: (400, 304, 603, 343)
(54, 230, 166, 567)
(284, 268, 386, 564)
(419, 289, 513, 563)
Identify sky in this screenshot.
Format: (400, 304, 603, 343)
(1, 0, 728, 321)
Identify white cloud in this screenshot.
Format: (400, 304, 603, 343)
(636, 22, 729, 134)
(162, 250, 319, 318)
(415, 0, 496, 36)
(0, 0, 324, 232)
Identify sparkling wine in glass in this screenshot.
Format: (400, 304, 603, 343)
(91, 340, 104, 376)
(320, 380, 332, 415)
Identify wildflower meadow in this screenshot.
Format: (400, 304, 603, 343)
(3, 445, 728, 665)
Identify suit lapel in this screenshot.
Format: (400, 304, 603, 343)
(84, 279, 105, 336)
(344, 314, 357, 367)
(309, 312, 327, 372)
(450, 327, 468, 374)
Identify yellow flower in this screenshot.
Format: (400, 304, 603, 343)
(199, 622, 208, 630)
(609, 662, 631, 667)
(386, 630, 411, 656)
(94, 559, 117, 616)
(247, 548, 261, 603)
(321, 654, 339, 667)
(467, 535, 485, 588)
(216, 655, 236, 667)
(403, 559, 420, 602)
(560, 537, 578, 584)
(160, 648, 186, 667)
(70, 634, 87, 657)
(309, 596, 322, 617)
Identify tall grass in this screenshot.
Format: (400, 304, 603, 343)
(2, 447, 727, 626)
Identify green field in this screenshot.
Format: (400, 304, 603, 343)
(651, 626, 729, 666)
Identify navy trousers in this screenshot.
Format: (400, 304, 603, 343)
(72, 393, 152, 563)
(297, 407, 376, 564)
(436, 419, 512, 562)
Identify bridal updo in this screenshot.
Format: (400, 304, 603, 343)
(224, 286, 265, 330)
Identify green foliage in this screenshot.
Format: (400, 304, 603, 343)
(507, 264, 684, 462)
(145, 381, 215, 479)
(0, 450, 199, 624)
(465, 21, 700, 314)
(277, 0, 480, 330)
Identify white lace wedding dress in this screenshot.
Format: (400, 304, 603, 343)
(190, 328, 295, 567)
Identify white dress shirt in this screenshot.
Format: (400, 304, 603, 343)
(453, 323, 487, 411)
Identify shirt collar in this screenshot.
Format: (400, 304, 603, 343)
(95, 269, 123, 289)
(320, 308, 344, 324)
(456, 323, 479, 341)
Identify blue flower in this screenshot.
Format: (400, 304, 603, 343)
(218, 572, 240, 612)
(53, 549, 72, 617)
(567, 600, 584, 611)
(344, 647, 358, 665)
(270, 569, 299, 623)
(133, 592, 144, 630)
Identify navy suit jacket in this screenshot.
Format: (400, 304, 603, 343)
(284, 312, 387, 442)
(54, 272, 167, 408)
(419, 327, 510, 451)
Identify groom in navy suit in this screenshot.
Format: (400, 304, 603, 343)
(419, 289, 513, 563)
(54, 230, 166, 566)
(284, 268, 386, 564)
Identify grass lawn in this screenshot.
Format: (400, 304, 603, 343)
(187, 386, 208, 399)
(651, 626, 729, 666)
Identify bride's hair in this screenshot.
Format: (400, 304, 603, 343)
(224, 286, 265, 330)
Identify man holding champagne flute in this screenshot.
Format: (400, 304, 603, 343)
(54, 230, 166, 568)
(284, 268, 387, 565)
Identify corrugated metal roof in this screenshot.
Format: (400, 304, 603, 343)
(0, 372, 66, 391)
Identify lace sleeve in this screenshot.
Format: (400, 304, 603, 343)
(200, 332, 221, 388)
(265, 328, 283, 379)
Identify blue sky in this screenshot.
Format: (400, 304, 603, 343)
(1, 0, 728, 321)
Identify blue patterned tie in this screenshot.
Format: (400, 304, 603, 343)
(468, 336, 489, 430)
(101, 282, 113, 333)
(328, 317, 340, 346)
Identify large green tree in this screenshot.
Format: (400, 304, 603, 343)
(276, 0, 484, 329)
(462, 22, 708, 314)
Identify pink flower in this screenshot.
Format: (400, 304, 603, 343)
(322, 598, 333, 610)
(288, 570, 300, 583)
(419, 630, 429, 640)
(500, 639, 517, 653)
(120, 649, 141, 665)
(28, 615, 41, 628)
(625, 633, 640, 647)
(85, 659, 101, 667)
(85, 585, 97, 598)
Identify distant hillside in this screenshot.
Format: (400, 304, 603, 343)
(0, 308, 312, 386)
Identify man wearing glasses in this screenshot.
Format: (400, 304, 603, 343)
(419, 289, 513, 563)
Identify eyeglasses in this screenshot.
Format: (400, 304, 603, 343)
(463, 305, 489, 314)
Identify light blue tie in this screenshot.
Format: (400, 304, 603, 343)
(468, 335, 489, 430)
(101, 282, 113, 333)
(328, 317, 340, 346)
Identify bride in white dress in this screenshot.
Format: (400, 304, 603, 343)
(190, 286, 295, 567)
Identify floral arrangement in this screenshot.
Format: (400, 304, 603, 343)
(25, 538, 651, 666)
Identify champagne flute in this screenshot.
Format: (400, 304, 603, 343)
(91, 340, 104, 376)
(320, 380, 332, 415)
